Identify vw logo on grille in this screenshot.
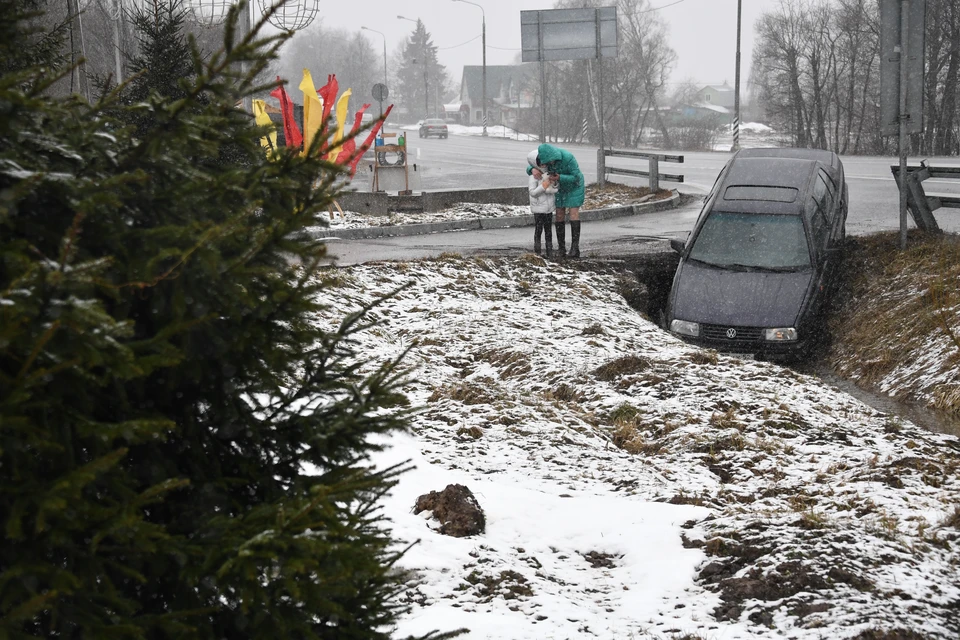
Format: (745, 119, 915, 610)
(725, 328, 737, 339)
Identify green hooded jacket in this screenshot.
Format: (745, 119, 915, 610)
(526, 143, 585, 208)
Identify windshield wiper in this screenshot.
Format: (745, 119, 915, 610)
(718, 263, 807, 273)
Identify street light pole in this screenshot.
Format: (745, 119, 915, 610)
(361, 26, 388, 116)
(398, 15, 430, 120)
(732, 0, 742, 152)
(453, 0, 487, 136)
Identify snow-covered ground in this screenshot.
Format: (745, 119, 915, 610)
(311, 255, 960, 640)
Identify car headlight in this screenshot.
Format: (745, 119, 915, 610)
(670, 319, 700, 337)
(764, 327, 798, 342)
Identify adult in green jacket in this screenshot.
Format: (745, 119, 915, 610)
(527, 143, 585, 257)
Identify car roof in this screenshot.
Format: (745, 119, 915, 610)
(725, 157, 816, 190)
(425, 118, 445, 123)
(716, 157, 817, 215)
(735, 147, 841, 171)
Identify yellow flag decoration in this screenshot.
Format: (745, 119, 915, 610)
(326, 88, 352, 160)
(252, 100, 277, 156)
(299, 69, 324, 156)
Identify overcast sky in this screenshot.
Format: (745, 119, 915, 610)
(316, 0, 782, 90)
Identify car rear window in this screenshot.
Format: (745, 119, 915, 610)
(689, 212, 810, 269)
(723, 186, 799, 203)
(425, 119, 445, 124)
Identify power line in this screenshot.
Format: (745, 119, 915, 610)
(438, 34, 480, 50)
(642, 0, 688, 12)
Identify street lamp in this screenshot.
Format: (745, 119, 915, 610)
(398, 15, 430, 119)
(361, 26, 388, 116)
(452, 0, 486, 136)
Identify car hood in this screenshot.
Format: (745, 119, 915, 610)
(671, 260, 813, 327)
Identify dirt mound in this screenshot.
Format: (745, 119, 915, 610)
(414, 484, 486, 537)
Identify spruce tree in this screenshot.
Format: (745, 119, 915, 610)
(0, 0, 454, 637)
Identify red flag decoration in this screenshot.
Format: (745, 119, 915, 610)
(348, 104, 393, 178)
(335, 102, 371, 166)
(269, 77, 302, 149)
(317, 74, 339, 152)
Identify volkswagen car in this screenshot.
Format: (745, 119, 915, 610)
(418, 118, 448, 139)
(665, 148, 848, 359)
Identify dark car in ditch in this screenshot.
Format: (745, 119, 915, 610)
(665, 148, 848, 358)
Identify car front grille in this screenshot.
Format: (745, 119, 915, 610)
(701, 324, 763, 342)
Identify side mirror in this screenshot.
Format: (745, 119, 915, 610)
(670, 238, 686, 254)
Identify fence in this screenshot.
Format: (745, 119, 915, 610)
(597, 149, 685, 191)
(890, 162, 960, 234)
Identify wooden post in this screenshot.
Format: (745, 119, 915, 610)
(649, 156, 659, 192)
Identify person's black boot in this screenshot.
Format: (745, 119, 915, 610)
(534, 215, 543, 255)
(555, 221, 566, 258)
(569, 220, 581, 258)
(544, 219, 554, 257)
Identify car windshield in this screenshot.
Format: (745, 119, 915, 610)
(688, 211, 811, 270)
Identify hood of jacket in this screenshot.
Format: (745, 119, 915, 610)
(527, 149, 540, 167)
(537, 144, 562, 166)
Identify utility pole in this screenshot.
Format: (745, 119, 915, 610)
(452, 1, 486, 135)
(732, 0, 742, 152)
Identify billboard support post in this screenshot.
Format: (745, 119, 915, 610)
(521, 7, 618, 148)
(898, 0, 909, 250)
(879, 0, 925, 249)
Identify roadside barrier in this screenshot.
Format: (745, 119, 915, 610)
(597, 149, 684, 191)
(890, 162, 960, 234)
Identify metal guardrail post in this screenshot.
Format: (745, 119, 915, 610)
(597, 148, 606, 188)
(649, 156, 659, 192)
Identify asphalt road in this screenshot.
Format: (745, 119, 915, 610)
(333, 133, 960, 266)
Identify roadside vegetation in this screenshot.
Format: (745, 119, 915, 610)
(828, 232, 960, 420)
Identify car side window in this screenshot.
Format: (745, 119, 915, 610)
(814, 173, 835, 223)
(806, 196, 828, 250)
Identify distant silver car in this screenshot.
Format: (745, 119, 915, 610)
(419, 118, 448, 139)
(665, 148, 848, 359)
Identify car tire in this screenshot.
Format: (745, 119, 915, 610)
(418, 131, 423, 138)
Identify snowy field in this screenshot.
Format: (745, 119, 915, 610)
(311, 255, 960, 640)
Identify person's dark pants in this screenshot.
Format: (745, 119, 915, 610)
(534, 213, 553, 256)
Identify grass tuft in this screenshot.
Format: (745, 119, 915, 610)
(593, 354, 651, 381)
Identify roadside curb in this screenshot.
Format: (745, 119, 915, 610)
(312, 190, 680, 240)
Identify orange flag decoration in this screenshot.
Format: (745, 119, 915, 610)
(270, 77, 302, 149)
(335, 103, 372, 166)
(347, 104, 393, 178)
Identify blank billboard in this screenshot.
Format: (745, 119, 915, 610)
(520, 7, 618, 62)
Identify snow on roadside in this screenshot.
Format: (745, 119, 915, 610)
(311, 255, 960, 640)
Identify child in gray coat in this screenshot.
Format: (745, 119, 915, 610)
(527, 149, 559, 256)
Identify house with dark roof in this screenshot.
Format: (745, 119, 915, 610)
(459, 64, 538, 129)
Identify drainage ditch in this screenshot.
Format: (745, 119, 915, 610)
(574, 253, 960, 437)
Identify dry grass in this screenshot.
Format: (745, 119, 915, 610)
(592, 354, 652, 381)
(828, 232, 960, 413)
(428, 380, 498, 405)
(581, 181, 673, 211)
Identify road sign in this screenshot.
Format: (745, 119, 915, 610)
(372, 83, 389, 102)
(879, 0, 925, 136)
